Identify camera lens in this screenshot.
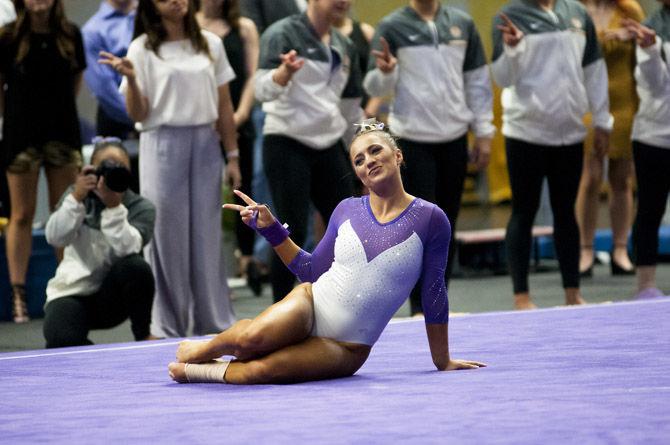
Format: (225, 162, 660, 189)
(96, 160, 131, 193)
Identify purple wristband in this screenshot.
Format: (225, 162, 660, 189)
(257, 219, 290, 247)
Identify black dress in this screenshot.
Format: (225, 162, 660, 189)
(0, 22, 86, 169)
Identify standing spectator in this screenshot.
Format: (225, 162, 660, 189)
(491, 0, 612, 309)
(240, 0, 307, 285)
(624, 3, 670, 298)
(82, 0, 137, 139)
(240, 0, 305, 34)
(43, 140, 155, 348)
(255, 0, 362, 302)
(364, 0, 495, 316)
(99, 0, 241, 338)
(0, 0, 86, 323)
(576, 0, 644, 277)
(197, 0, 262, 293)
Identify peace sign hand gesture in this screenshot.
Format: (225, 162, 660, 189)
(497, 13, 524, 48)
(371, 37, 397, 74)
(98, 51, 136, 79)
(222, 190, 276, 230)
(622, 18, 656, 48)
(272, 50, 305, 86)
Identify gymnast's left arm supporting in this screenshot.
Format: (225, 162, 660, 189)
(420, 206, 452, 370)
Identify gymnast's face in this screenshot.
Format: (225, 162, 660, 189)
(350, 133, 403, 189)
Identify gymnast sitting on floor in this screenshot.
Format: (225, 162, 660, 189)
(168, 119, 485, 384)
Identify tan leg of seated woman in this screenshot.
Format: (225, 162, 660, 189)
(168, 283, 372, 383)
(169, 335, 370, 384)
(175, 283, 316, 363)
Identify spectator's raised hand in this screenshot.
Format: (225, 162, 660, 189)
(371, 37, 397, 74)
(622, 18, 656, 48)
(497, 13, 524, 48)
(98, 51, 136, 79)
(272, 50, 305, 86)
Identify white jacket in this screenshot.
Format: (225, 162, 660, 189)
(364, 5, 495, 143)
(491, 0, 613, 146)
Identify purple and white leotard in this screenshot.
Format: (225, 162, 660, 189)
(287, 196, 451, 346)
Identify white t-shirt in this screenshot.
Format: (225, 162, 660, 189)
(120, 30, 236, 131)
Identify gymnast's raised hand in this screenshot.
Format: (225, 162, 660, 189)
(223, 189, 276, 230)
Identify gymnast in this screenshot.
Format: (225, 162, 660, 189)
(168, 119, 485, 384)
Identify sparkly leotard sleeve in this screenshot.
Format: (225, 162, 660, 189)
(287, 196, 451, 346)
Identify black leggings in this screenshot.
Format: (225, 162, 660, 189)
(399, 135, 468, 315)
(234, 124, 256, 256)
(43, 254, 155, 348)
(263, 135, 354, 302)
(505, 138, 583, 293)
(632, 140, 670, 266)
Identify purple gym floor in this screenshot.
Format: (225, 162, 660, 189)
(1, 299, 669, 444)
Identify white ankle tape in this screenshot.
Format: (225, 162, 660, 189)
(184, 359, 231, 383)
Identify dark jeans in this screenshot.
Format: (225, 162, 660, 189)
(263, 134, 354, 302)
(43, 254, 155, 348)
(632, 140, 670, 266)
(399, 135, 468, 315)
(505, 137, 583, 293)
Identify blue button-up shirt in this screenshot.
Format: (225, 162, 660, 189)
(82, 1, 135, 126)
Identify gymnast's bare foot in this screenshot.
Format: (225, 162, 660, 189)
(514, 293, 537, 310)
(168, 362, 188, 383)
(176, 340, 212, 363)
(565, 288, 586, 306)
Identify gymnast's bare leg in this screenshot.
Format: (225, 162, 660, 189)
(168, 283, 371, 384)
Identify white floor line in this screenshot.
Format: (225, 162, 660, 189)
(0, 340, 182, 361)
(388, 298, 669, 323)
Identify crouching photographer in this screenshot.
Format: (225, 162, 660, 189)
(43, 139, 156, 348)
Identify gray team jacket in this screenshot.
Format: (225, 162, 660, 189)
(491, 0, 613, 146)
(364, 5, 495, 143)
(632, 5, 670, 149)
(255, 13, 363, 150)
